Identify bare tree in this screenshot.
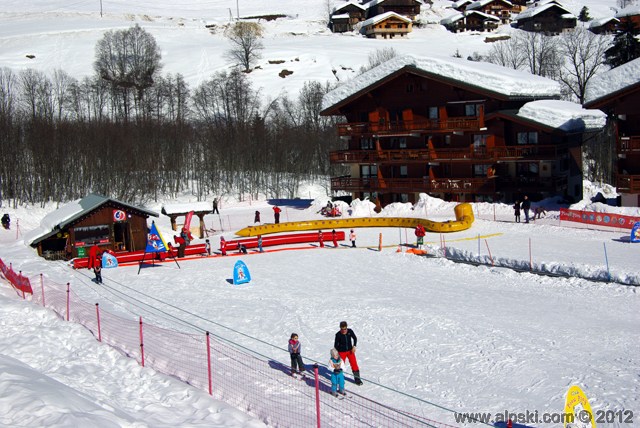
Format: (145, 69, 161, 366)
(359, 47, 399, 74)
(486, 37, 527, 70)
(224, 22, 264, 72)
(558, 27, 611, 103)
(518, 31, 562, 79)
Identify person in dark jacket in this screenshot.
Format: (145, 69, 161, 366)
(1, 213, 10, 229)
(521, 195, 531, 223)
(513, 200, 521, 223)
(212, 198, 219, 214)
(334, 321, 362, 385)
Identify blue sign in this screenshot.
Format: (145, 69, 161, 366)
(631, 222, 640, 243)
(233, 260, 251, 285)
(102, 252, 119, 269)
(145, 222, 169, 253)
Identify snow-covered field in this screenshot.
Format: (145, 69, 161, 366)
(1, 182, 639, 427)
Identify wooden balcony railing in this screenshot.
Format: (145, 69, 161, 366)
(619, 136, 640, 153)
(330, 176, 496, 194)
(336, 117, 481, 136)
(329, 144, 566, 164)
(617, 174, 640, 192)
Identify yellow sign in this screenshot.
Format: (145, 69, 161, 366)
(564, 385, 596, 428)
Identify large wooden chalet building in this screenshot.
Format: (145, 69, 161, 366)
(584, 58, 640, 207)
(320, 55, 605, 206)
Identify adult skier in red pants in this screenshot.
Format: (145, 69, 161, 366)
(334, 321, 362, 385)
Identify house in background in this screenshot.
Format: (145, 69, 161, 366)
(442, 10, 501, 32)
(320, 55, 605, 206)
(588, 16, 619, 35)
(363, 0, 423, 20)
(511, 1, 576, 33)
(360, 12, 413, 39)
(26, 194, 158, 260)
(615, 5, 640, 27)
(466, 0, 515, 25)
(584, 58, 640, 207)
(451, 0, 474, 12)
(330, 1, 367, 33)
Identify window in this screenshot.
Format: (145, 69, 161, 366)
(428, 107, 438, 119)
(445, 135, 451, 145)
(406, 84, 414, 93)
(74, 225, 110, 246)
(360, 137, 374, 150)
(474, 164, 489, 176)
(517, 132, 538, 145)
(473, 134, 488, 154)
(465, 104, 482, 116)
(399, 137, 407, 148)
(400, 165, 408, 177)
(400, 194, 409, 203)
(361, 164, 378, 178)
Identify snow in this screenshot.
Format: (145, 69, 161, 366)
(2, 181, 640, 427)
(615, 5, 640, 18)
(361, 11, 413, 27)
(322, 54, 562, 112)
(162, 202, 213, 215)
(517, 100, 607, 131)
(584, 57, 640, 105)
(512, 3, 574, 21)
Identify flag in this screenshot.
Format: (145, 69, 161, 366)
(145, 222, 169, 253)
(102, 252, 118, 268)
(233, 260, 251, 285)
(184, 210, 194, 231)
(631, 221, 640, 243)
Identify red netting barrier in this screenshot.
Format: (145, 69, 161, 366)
(0, 258, 33, 296)
(0, 263, 460, 428)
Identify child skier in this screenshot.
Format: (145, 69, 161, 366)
(94, 257, 103, 284)
(205, 239, 211, 256)
(288, 333, 306, 377)
(349, 229, 356, 248)
(329, 348, 346, 397)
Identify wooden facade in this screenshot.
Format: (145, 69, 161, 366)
(29, 194, 158, 260)
(588, 17, 619, 35)
(364, 0, 422, 20)
(584, 59, 640, 207)
(467, 0, 515, 24)
(511, 3, 577, 34)
(321, 59, 590, 206)
(330, 2, 367, 33)
(361, 12, 412, 39)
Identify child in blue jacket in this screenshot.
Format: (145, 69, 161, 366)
(329, 348, 346, 396)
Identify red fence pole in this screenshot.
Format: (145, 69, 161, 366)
(95, 303, 102, 342)
(66, 282, 70, 321)
(19, 271, 25, 299)
(314, 364, 321, 428)
(40, 274, 45, 307)
(139, 316, 145, 367)
(206, 331, 212, 395)
(484, 240, 494, 266)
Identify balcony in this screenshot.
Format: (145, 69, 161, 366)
(495, 175, 567, 193)
(619, 136, 640, 153)
(336, 117, 481, 136)
(330, 176, 496, 194)
(617, 174, 640, 193)
(329, 144, 567, 164)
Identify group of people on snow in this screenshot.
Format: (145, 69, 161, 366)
(288, 320, 362, 397)
(513, 195, 546, 223)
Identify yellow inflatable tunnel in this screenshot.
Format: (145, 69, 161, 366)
(235, 203, 474, 237)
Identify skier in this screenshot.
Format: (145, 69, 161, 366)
(415, 224, 426, 248)
(220, 236, 227, 256)
(513, 200, 521, 223)
(1, 213, 10, 230)
(334, 321, 362, 385)
(318, 230, 324, 248)
(349, 229, 356, 248)
(93, 256, 103, 284)
(254, 210, 261, 223)
(329, 348, 346, 397)
(205, 239, 211, 256)
(174, 235, 186, 258)
(257, 235, 263, 253)
(288, 333, 306, 378)
(212, 198, 220, 214)
(522, 195, 531, 223)
(332, 229, 338, 248)
(273, 206, 282, 224)
(238, 243, 248, 254)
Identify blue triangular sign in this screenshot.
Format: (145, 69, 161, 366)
(102, 252, 119, 269)
(233, 260, 251, 285)
(631, 221, 640, 243)
(146, 222, 169, 253)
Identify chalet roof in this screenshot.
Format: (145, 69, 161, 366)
(516, 100, 606, 132)
(332, 13, 351, 20)
(467, 0, 513, 10)
(589, 16, 619, 28)
(361, 11, 412, 27)
(615, 5, 640, 18)
(161, 202, 213, 215)
(464, 10, 501, 21)
(320, 54, 561, 114)
(451, 0, 473, 9)
(513, 3, 573, 21)
(584, 57, 640, 107)
(442, 12, 464, 24)
(25, 194, 159, 246)
(333, 1, 366, 14)
(366, 0, 423, 7)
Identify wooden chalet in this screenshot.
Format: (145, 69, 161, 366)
(511, 1, 576, 34)
(26, 194, 158, 260)
(442, 10, 500, 32)
(364, 0, 422, 20)
(360, 12, 412, 39)
(320, 55, 604, 206)
(584, 58, 640, 207)
(466, 0, 515, 24)
(615, 6, 640, 27)
(588, 17, 619, 35)
(451, 0, 474, 12)
(330, 1, 367, 33)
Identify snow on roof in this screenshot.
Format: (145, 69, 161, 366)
(361, 11, 412, 27)
(517, 100, 606, 131)
(513, 2, 572, 21)
(468, 0, 513, 10)
(161, 202, 213, 215)
(332, 13, 350, 19)
(333, 1, 366, 13)
(589, 16, 619, 28)
(366, 0, 423, 7)
(616, 5, 640, 18)
(466, 10, 501, 21)
(441, 12, 464, 24)
(584, 57, 640, 105)
(452, 0, 472, 8)
(321, 54, 561, 112)
(24, 199, 84, 245)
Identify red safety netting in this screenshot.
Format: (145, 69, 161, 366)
(1, 265, 460, 428)
(0, 258, 33, 296)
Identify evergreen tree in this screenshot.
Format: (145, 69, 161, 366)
(578, 6, 591, 22)
(604, 19, 640, 68)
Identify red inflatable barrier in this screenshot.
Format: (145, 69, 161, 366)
(224, 231, 345, 251)
(72, 244, 207, 269)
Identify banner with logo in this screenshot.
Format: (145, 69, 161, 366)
(113, 209, 127, 222)
(564, 385, 596, 428)
(184, 210, 194, 230)
(145, 222, 169, 253)
(101, 252, 119, 268)
(233, 260, 251, 285)
(560, 209, 640, 230)
(630, 222, 640, 243)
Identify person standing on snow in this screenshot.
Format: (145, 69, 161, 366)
(415, 224, 426, 248)
(254, 210, 261, 223)
(513, 200, 521, 223)
(329, 348, 346, 397)
(332, 229, 338, 248)
(288, 333, 306, 378)
(219, 236, 227, 256)
(257, 235, 263, 252)
(334, 321, 362, 385)
(273, 206, 282, 224)
(318, 230, 324, 248)
(212, 198, 220, 214)
(521, 195, 531, 223)
(349, 229, 356, 248)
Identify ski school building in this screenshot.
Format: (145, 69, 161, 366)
(25, 194, 158, 260)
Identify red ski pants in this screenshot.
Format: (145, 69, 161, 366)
(339, 350, 359, 372)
